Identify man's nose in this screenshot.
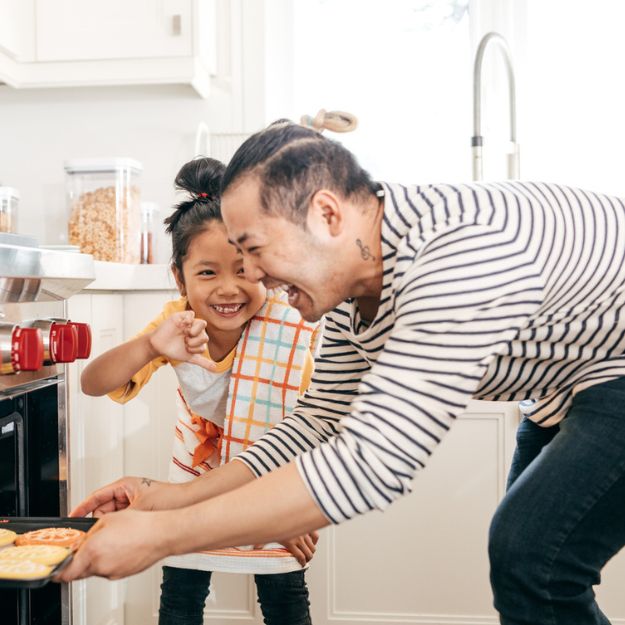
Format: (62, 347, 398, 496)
(243, 258, 265, 283)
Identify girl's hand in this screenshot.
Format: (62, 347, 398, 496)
(257, 531, 319, 567)
(149, 310, 215, 371)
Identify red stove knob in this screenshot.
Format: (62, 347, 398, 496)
(50, 322, 77, 363)
(11, 327, 44, 372)
(68, 322, 92, 359)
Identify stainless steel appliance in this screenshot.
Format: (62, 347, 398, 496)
(0, 233, 95, 625)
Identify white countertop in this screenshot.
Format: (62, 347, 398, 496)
(85, 261, 178, 291)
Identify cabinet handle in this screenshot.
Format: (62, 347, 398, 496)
(172, 14, 182, 36)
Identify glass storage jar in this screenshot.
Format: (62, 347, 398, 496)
(64, 158, 142, 263)
(140, 201, 159, 264)
(0, 187, 19, 233)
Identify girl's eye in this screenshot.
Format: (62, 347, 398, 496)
(236, 267, 245, 275)
(247, 247, 260, 255)
(198, 270, 215, 277)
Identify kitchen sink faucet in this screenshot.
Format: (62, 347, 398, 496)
(471, 31, 520, 181)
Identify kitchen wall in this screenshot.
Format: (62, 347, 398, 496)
(0, 83, 239, 263)
(0, 0, 293, 264)
(2, 0, 625, 267)
(520, 0, 625, 197)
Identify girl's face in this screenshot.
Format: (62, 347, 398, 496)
(175, 222, 266, 334)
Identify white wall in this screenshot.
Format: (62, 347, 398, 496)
(290, 0, 473, 185)
(520, 0, 625, 197)
(3, 0, 625, 267)
(0, 83, 236, 263)
(0, 0, 292, 264)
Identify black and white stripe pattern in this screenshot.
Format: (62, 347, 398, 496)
(234, 181, 625, 524)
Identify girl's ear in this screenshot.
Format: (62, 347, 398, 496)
(172, 265, 186, 296)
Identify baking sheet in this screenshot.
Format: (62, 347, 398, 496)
(0, 516, 97, 588)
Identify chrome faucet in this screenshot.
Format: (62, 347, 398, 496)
(471, 32, 519, 181)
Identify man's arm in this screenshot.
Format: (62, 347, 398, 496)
(61, 222, 546, 581)
(69, 461, 257, 517)
(72, 315, 368, 516)
(60, 463, 327, 581)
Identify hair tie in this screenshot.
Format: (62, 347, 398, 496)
(198, 192, 208, 198)
(300, 109, 358, 133)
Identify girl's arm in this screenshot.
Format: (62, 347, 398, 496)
(81, 333, 160, 396)
(81, 310, 214, 397)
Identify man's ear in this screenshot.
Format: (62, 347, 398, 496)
(172, 265, 186, 297)
(307, 189, 343, 237)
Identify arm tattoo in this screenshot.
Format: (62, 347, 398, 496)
(356, 238, 376, 261)
(141, 477, 153, 487)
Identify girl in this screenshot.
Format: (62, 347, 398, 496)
(80, 157, 318, 625)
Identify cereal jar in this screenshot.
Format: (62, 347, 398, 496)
(64, 158, 142, 263)
(0, 187, 19, 233)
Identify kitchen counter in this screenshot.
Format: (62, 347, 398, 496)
(84, 261, 177, 292)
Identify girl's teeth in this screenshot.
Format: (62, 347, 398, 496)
(213, 304, 243, 313)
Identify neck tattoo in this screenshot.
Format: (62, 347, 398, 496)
(141, 477, 153, 487)
(356, 238, 376, 261)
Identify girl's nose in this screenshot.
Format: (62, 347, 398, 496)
(216, 278, 240, 296)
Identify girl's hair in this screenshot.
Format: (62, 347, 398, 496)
(164, 157, 226, 275)
(221, 120, 378, 226)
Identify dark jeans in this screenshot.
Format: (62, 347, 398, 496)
(490, 376, 625, 624)
(158, 565, 312, 625)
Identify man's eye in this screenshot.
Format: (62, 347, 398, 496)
(247, 247, 260, 254)
(236, 267, 245, 275)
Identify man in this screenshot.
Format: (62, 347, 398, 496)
(62, 122, 625, 625)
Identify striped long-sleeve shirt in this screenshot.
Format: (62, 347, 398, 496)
(234, 181, 625, 524)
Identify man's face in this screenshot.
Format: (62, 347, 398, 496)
(221, 176, 348, 322)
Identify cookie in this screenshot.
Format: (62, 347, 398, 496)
(15, 527, 85, 549)
(0, 545, 69, 566)
(0, 559, 52, 580)
(0, 529, 16, 547)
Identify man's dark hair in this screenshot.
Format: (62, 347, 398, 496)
(221, 121, 378, 225)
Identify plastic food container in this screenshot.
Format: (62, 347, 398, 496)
(0, 187, 19, 233)
(64, 158, 142, 263)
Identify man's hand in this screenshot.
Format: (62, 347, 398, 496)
(150, 310, 214, 371)
(70, 476, 165, 517)
(57, 508, 172, 581)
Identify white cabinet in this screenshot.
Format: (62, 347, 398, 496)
(68, 275, 625, 624)
(66, 281, 625, 623)
(36, 0, 193, 62)
(0, 0, 33, 60)
(0, 0, 218, 97)
(0, 0, 34, 84)
(66, 281, 522, 624)
(67, 292, 126, 625)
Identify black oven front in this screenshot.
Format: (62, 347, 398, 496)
(0, 232, 94, 625)
(0, 379, 68, 625)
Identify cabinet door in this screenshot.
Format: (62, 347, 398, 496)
(304, 401, 519, 624)
(35, 0, 192, 62)
(0, 0, 34, 61)
(67, 293, 126, 625)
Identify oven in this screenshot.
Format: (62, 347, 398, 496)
(0, 233, 94, 625)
